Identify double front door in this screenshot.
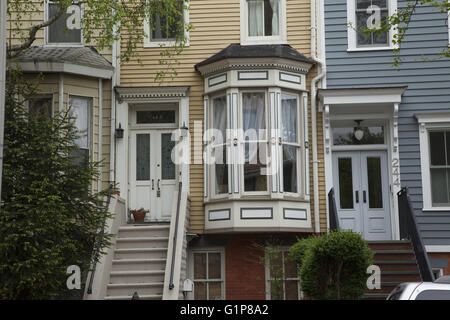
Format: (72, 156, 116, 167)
(130, 130, 177, 221)
(332, 151, 392, 240)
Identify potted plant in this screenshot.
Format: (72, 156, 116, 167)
(130, 208, 149, 222)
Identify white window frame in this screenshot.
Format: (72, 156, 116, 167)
(265, 246, 303, 300)
(68, 95, 93, 159)
(44, 0, 84, 47)
(144, 0, 190, 48)
(417, 113, 450, 211)
(240, 0, 287, 45)
(189, 248, 226, 300)
(347, 0, 398, 52)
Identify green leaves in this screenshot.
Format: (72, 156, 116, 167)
(0, 70, 113, 299)
(289, 231, 373, 300)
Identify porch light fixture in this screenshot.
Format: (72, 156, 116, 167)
(116, 123, 124, 139)
(180, 122, 189, 138)
(354, 120, 364, 141)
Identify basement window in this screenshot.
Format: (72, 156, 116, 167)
(191, 249, 225, 300)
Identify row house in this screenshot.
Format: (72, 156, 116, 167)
(7, 0, 449, 300)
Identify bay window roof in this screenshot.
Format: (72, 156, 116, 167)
(195, 44, 314, 71)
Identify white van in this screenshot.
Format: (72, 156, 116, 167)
(387, 276, 450, 300)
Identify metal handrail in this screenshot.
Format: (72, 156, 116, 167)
(87, 187, 113, 294)
(169, 181, 182, 290)
(397, 187, 435, 282)
(328, 188, 340, 231)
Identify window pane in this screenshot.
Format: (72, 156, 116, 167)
(248, 0, 279, 37)
(430, 131, 446, 166)
(208, 282, 222, 300)
(69, 96, 90, 149)
(333, 126, 384, 145)
(194, 253, 207, 279)
(161, 133, 175, 180)
(356, 4, 389, 47)
(248, 0, 264, 36)
(244, 142, 267, 192)
(213, 96, 227, 145)
(270, 280, 284, 300)
(29, 96, 52, 119)
(136, 134, 150, 181)
(283, 145, 298, 193)
(285, 280, 299, 300)
(48, 4, 81, 44)
(151, 1, 184, 41)
(431, 168, 449, 205)
(447, 132, 450, 165)
(338, 158, 354, 209)
(243, 92, 265, 134)
(208, 253, 222, 279)
(215, 147, 228, 195)
(284, 253, 298, 278)
(136, 110, 176, 124)
(269, 251, 282, 279)
(194, 282, 207, 300)
(281, 94, 298, 143)
(367, 157, 383, 209)
(264, 0, 279, 36)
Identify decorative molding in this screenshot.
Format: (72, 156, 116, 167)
(197, 58, 312, 78)
(324, 104, 331, 154)
(238, 71, 269, 81)
(393, 103, 399, 153)
(115, 86, 190, 103)
(240, 208, 273, 220)
(208, 209, 231, 221)
(283, 208, 307, 220)
(208, 73, 227, 87)
(279, 72, 301, 84)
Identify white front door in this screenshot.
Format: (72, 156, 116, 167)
(332, 151, 392, 240)
(129, 130, 177, 221)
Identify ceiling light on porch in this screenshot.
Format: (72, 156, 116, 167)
(354, 120, 364, 141)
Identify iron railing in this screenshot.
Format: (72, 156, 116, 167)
(328, 188, 340, 231)
(87, 188, 113, 294)
(169, 181, 182, 290)
(397, 187, 435, 282)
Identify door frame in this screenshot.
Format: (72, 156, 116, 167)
(324, 112, 401, 241)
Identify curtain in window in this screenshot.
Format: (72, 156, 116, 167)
(213, 96, 228, 194)
(282, 94, 298, 193)
(282, 95, 298, 143)
(269, 0, 279, 36)
(69, 97, 89, 149)
(213, 96, 227, 145)
(248, 0, 264, 36)
(243, 92, 265, 164)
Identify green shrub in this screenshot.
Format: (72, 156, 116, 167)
(289, 231, 373, 300)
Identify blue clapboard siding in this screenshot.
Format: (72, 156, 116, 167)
(324, 0, 450, 246)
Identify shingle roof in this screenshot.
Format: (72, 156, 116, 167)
(195, 43, 315, 70)
(17, 46, 113, 70)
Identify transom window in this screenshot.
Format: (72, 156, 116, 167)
(241, 0, 286, 45)
(46, 1, 82, 45)
(429, 130, 450, 206)
(192, 250, 225, 300)
(266, 248, 303, 300)
(333, 126, 385, 145)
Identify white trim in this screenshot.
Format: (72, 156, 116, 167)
(426, 245, 450, 253)
(143, 1, 190, 48)
(18, 61, 113, 79)
(416, 112, 450, 211)
(240, 0, 287, 45)
(346, 0, 398, 51)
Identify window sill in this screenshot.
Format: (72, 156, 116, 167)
(347, 46, 394, 52)
(241, 38, 287, 46)
(422, 207, 450, 212)
(143, 40, 189, 48)
(204, 194, 309, 205)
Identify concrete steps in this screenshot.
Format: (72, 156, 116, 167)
(363, 240, 421, 300)
(104, 223, 169, 300)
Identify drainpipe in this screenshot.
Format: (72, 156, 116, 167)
(0, 0, 7, 203)
(98, 78, 103, 193)
(310, 0, 326, 233)
(109, 11, 118, 187)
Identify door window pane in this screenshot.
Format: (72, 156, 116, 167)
(48, 3, 82, 44)
(136, 134, 150, 181)
(338, 158, 354, 209)
(367, 157, 383, 209)
(161, 133, 175, 180)
(283, 145, 298, 193)
(247, 0, 279, 37)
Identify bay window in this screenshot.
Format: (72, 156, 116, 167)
(207, 89, 305, 200)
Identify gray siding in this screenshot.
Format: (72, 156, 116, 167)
(324, 0, 450, 245)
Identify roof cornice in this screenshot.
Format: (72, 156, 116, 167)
(115, 86, 190, 103)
